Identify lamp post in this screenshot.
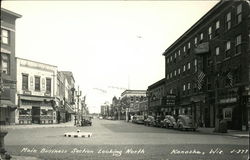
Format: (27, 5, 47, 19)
(75, 86, 82, 125)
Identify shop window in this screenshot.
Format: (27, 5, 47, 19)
(0, 53, 10, 74)
(1, 29, 9, 45)
(19, 109, 31, 115)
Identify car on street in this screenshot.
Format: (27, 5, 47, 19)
(144, 116, 156, 126)
(176, 115, 197, 131)
(161, 115, 177, 128)
(80, 116, 92, 126)
(132, 115, 145, 124)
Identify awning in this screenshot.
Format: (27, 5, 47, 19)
(65, 104, 75, 114)
(190, 95, 206, 103)
(180, 99, 191, 106)
(0, 100, 17, 108)
(20, 96, 53, 102)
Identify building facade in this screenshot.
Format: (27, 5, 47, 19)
(120, 90, 146, 121)
(16, 58, 57, 124)
(147, 78, 167, 118)
(0, 8, 21, 125)
(163, 1, 250, 130)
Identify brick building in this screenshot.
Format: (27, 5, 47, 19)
(0, 8, 21, 125)
(163, 1, 250, 130)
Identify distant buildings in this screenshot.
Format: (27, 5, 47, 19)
(0, 8, 21, 125)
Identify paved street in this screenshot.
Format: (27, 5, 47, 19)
(4, 119, 249, 160)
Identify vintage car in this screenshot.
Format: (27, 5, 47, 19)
(161, 115, 177, 128)
(144, 116, 156, 126)
(80, 116, 92, 126)
(132, 115, 145, 124)
(176, 115, 197, 131)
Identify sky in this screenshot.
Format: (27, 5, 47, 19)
(2, 0, 219, 113)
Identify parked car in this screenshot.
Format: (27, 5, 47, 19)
(144, 116, 156, 126)
(80, 116, 92, 126)
(176, 115, 197, 131)
(98, 116, 103, 119)
(161, 115, 177, 128)
(132, 115, 145, 124)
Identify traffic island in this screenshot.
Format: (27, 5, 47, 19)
(64, 129, 92, 138)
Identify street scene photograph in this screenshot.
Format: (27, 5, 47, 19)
(0, 0, 250, 160)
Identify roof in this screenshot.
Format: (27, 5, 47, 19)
(1, 8, 22, 19)
(148, 78, 165, 90)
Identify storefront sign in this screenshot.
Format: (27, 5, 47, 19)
(223, 108, 232, 121)
(219, 97, 237, 104)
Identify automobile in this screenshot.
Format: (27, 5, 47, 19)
(176, 115, 197, 131)
(144, 116, 156, 126)
(107, 116, 115, 120)
(99, 116, 103, 119)
(80, 116, 92, 126)
(161, 115, 177, 128)
(132, 115, 145, 124)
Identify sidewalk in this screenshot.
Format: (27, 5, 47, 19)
(1, 121, 75, 130)
(197, 127, 249, 138)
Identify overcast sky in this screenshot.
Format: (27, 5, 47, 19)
(2, 0, 219, 113)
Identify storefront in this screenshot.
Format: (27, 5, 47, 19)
(18, 96, 56, 124)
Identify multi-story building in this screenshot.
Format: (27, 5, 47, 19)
(0, 8, 21, 125)
(163, 1, 250, 130)
(147, 78, 167, 118)
(120, 90, 146, 121)
(16, 57, 57, 124)
(60, 71, 76, 122)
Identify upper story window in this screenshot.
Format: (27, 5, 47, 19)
(170, 72, 172, 79)
(187, 83, 191, 90)
(208, 26, 212, 40)
(170, 56, 172, 62)
(236, 4, 242, 24)
(215, 46, 220, 56)
(215, 20, 220, 36)
(200, 33, 204, 42)
(183, 46, 186, 53)
(174, 70, 177, 76)
(183, 64, 186, 72)
(178, 50, 181, 56)
(0, 53, 10, 75)
(35, 76, 41, 91)
(183, 84, 186, 91)
(178, 68, 181, 75)
(194, 37, 198, 45)
(167, 74, 169, 80)
(1, 29, 9, 45)
(188, 42, 191, 49)
(194, 59, 198, 72)
(174, 52, 177, 59)
(46, 78, 52, 93)
(225, 12, 231, 31)
(22, 74, 29, 90)
(187, 62, 191, 70)
(225, 41, 231, 58)
(167, 58, 169, 64)
(235, 34, 242, 54)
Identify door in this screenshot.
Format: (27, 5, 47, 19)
(32, 106, 40, 124)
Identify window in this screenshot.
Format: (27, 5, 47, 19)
(1, 29, 9, 45)
(187, 42, 191, 54)
(0, 53, 10, 74)
(167, 58, 169, 64)
(215, 20, 220, 36)
(183, 65, 186, 72)
(170, 72, 172, 78)
(178, 50, 181, 56)
(194, 37, 198, 45)
(46, 78, 51, 93)
(174, 70, 177, 76)
(200, 33, 204, 42)
(236, 4, 242, 24)
(225, 41, 231, 58)
(35, 76, 41, 91)
(22, 74, 29, 90)
(174, 52, 177, 59)
(170, 89, 173, 94)
(178, 68, 181, 75)
(236, 34, 242, 54)
(187, 83, 191, 90)
(183, 46, 186, 53)
(187, 62, 191, 70)
(183, 84, 186, 91)
(170, 56, 172, 62)
(194, 59, 198, 72)
(208, 26, 212, 40)
(226, 12, 231, 30)
(215, 47, 220, 56)
(167, 74, 169, 80)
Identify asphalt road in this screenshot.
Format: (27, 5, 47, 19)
(4, 119, 249, 160)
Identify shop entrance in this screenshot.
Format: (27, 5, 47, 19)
(32, 106, 40, 124)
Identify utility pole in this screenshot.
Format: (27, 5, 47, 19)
(76, 86, 82, 125)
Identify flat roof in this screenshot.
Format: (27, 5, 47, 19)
(1, 8, 22, 18)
